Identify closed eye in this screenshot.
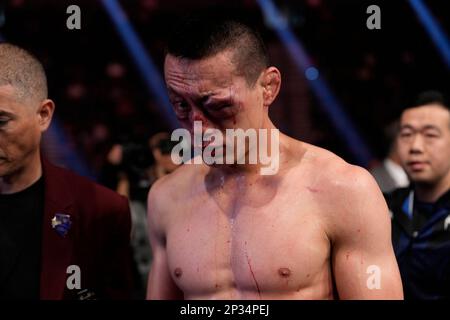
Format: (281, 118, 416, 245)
(0, 118, 10, 127)
(399, 131, 413, 138)
(207, 103, 233, 111)
(424, 132, 440, 138)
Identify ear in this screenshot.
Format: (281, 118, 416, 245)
(260, 67, 281, 107)
(37, 99, 55, 132)
(153, 148, 162, 162)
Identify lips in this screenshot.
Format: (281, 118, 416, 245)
(407, 161, 428, 171)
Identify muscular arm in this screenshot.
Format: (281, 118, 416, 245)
(146, 179, 184, 300)
(329, 166, 403, 299)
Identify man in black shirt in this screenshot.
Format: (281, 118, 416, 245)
(0, 177, 44, 299)
(0, 43, 133, 299)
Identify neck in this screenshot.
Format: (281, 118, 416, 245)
(154, 164, 168, 179)
(415, 173, 450, 203)
(213, 119, 281, 176)
(388, 149, 401, 166)
(0, 151, 42, 194)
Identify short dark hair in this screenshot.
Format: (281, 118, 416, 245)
(166, 11, 269, 87)
(0, 43, 48, 103)
(401, 90, 450, 128)
(409, 90, 449, 111)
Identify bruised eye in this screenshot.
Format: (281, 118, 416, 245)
(173, 101, 190, 111)
(179, 102, 189, 110)
(217, 103, 233, 109)
(177, 102, 188, 109)
(0, 118, 10, 127)
(172, 101, 191, 120)
(207, 103, 233, 112)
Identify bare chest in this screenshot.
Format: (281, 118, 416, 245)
(165, 189, 332, 298)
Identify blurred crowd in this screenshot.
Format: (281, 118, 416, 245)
(1, 0, 448, 176)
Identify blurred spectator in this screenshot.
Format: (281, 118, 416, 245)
(386, 90, 450, 299)
(100, 132, 180, 298)
(149, 132, 180, 179)
(370, 120, 409, 193)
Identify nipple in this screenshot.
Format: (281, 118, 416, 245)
(174, 268, 183, 278)
(278, 267, 291, 278)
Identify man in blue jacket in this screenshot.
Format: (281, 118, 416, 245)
(386, 90, 450, 299)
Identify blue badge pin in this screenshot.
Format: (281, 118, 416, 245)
(51, 213, 72, 237)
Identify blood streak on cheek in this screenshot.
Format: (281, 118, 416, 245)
(229, 103, 241, 126)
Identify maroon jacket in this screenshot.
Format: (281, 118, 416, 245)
(40, 158, 133, 299)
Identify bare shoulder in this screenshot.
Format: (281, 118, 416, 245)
(283, 138, 380, 201)
(300, 143, 389, 238)
(147, 160, 206, 227)
(301, 143, 380, 195)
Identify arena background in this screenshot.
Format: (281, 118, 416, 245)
(0, 0, 448, 179)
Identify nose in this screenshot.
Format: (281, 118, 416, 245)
(191, 108, 206, 123)
(189, 107, 211, 130)
(409, 133, 424, 155)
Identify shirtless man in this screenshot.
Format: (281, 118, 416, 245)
(147, 14, 403, 300)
